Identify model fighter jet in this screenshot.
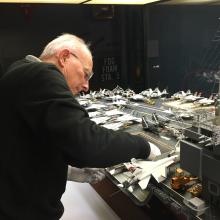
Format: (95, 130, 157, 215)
(120, 154, 178, 191)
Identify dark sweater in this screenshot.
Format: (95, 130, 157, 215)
(0, 58, 150, 220)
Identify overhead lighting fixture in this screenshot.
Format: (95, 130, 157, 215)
(84, 0, 161, 4)
(159, 0, 219, 5)
(0, 0, 84, 3)
(0, 0, 161, 4)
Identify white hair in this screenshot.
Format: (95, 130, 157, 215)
(40, 33, 92, 59)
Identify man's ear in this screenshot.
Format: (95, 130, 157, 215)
(57, 49, 70, 67)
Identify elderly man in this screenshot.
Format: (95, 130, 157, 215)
(0, 33, 160, 220)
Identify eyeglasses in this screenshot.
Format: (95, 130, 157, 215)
(69, 52, 93, 81)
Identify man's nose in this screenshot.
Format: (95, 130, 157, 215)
(82, 81, 89, 92)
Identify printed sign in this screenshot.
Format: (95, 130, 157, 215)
(101, 57, 120, 82)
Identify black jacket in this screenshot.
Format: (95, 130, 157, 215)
(0, 58, 150, 220)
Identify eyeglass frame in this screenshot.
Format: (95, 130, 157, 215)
(69, 52, 94, 81)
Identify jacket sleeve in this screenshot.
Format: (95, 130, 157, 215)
(17, 63, 150, 168)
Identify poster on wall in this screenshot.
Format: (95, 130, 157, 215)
(101, 56, 120, 82)
(91, 56, 120, 90)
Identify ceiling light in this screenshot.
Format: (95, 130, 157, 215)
(159, 0, 219, 5)
(84, 0, 161, 4)
(0, 0, 161, 4)
(0, 0, 84, 3)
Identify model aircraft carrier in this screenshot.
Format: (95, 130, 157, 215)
(77, 86, 219, 220)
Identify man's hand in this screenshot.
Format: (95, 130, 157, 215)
(67, 166, 106, 184)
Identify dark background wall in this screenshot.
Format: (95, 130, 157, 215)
(2, 3, 220, 95)
(0, 4, 145, 92)
(146, 4, 220, 96)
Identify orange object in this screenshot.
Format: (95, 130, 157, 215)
(171, 168, 198, 190)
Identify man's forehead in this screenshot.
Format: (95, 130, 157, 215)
(80, 51, 93, 68)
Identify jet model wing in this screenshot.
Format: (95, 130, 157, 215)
(138, 176, 151, 190)
(131, 155, 178, 190)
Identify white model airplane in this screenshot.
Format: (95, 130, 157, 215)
(150, 87, 161, 98)
(194, 95, 215, 106)
(171, 90, 191, 99)
(140, 88, 168, 98)
(130, 94, 144, 101)
(162, 108, 175, 116)
(141, 88, 154, 97)
(128, 155, 178, 190)
(181, 92, 203, 103)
